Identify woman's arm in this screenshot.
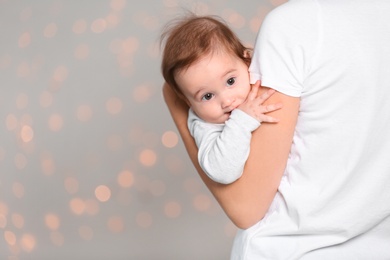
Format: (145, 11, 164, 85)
(163, 82, 299, 229)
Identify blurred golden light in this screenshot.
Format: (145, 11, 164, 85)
(76, 104, 93, 122)
(164, 201, 181, 218)
(79, 225, 93, 241)
(193, 194, 212, 212)
(139, 149, 157, 167)
(53, 65, 68, 82)
(161, 131, 178, 148)
(0, 214, 7, 228)
(50, 231, 64, 246)
(148, 180, 166, 197)
(20, 125, 34, 143)
(64, 177, 79, 194)
(84, 199, 100, 215)
(39, 91, 53, 108)
(44, 23, 58, 38)
(6, 114, 18, 131)
(41, 155, 55, 176)
(11, 213, 24, 229)
(74, 44, 90, 60)
(105, 13, 120, 28)
(69, 198, 85, 215)
(48, 113, 64, 132)
(122, 37, 139, 54)
(106, 97, 123, 115)
(17, 61, 30, 78)
(20, 233, 36, 252)
(18, 32, 31, 48)
(91, 18, 107, 33)
(16, 93, 28, 109)
(117, 170, 134, 188)
(107, 216, 124, 233)
(110, 0, 126, 11)
(163, 0, 178, 8)
(72, 19, 87, 34)
(12, 182, 25, 198)
(135, 212, 152, 228)
(95, 185, 111, 202)
(14, 153, 27, 170)
(107, 134, 123, 151)
(0, 201, 8, 215)
(4, 231, 16, 245)
(132, 84, 152, 103)
(223, 10, 245, 29)
(45, 213, 60, 230)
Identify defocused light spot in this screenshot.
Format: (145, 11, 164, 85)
(64, 177, 79, 194)
(17, 61, 30, 77)
(74, 43, 90, 60)
(222, 10, 245, 29)
(48, 113, 63, 132)
(41, 154, 55, 175)
(161, 131, 178, 148)
(15, 153, 27, 170)
(164, 201, 181, 218)
(105, 13, 120, 28)
(122, 37, 139, 54)
(6, 114, 18, 131)
(45, 213, 60, 230)
(76, 104, 93, 122)
(107, 216, 124, 233)
(12, 182, 25, 198)
(0, 202, 8, 215)
(53, 65, 68, 82)
(107, 134, 123, 151)
(79, 225, 93, 240)
(50, 231, 64, 246)
(16, 93, 28, 109)
(44, 23, 58, 38)
(106, 97, 122, 115)
(110, 0, 126, 11)
(39, 91, 53, 108)
(69, 198, 85, 215)
(249, 17, 262, 33)
(132, 84, 152, 103)
(73, 19, 87, 34)
(117, 170, 134, 188)
(18, 32, 31, 48)
(148, 180, 166, 197)
(84, 199, 99, 215)
(139, 149, 157, 167)
(224, 221, 238, 238)
(11, 213, 24, 229)
(4, 231, 16, 245)
(136, 211, 152, 228)
(163, 0, 178, 7)
(193, 194, 212, 212)
(95, 185, 111, 202)
(20, 125, 33, 143)
(91, 18, 107, 33)
(0, 214, 7, 228)
(20, 233, 36, 252)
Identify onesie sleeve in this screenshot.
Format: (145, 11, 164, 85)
(188, 109, 260, 184)
(249, 0, 322, 97)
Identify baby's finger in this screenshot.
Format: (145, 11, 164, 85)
(258, 114, 280, 123)
(261, 103, 283, 113)
(247, 84, 259, 100)
(257, 89, 276, 104)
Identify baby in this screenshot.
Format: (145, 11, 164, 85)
(161, 15, 281, 184)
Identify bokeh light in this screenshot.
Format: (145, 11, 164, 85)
(95, 185, 111, 202)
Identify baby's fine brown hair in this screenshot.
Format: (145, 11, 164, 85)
(160, 14, 251, 100)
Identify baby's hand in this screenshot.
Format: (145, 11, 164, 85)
(237, 84, 282, 123)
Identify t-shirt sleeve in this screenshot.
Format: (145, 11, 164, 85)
(249, 0, 322, 97)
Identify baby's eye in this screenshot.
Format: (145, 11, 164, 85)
(227, 77, 236, 86)
(202, 93, 214, 101)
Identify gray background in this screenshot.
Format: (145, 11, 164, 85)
(0, 0, 286, 259)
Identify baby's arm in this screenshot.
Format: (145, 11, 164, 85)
(189, 110, 259, 184)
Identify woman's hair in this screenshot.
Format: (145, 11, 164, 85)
(160, 14, 252, 100)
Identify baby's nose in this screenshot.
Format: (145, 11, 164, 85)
(221, 96, 234, 109)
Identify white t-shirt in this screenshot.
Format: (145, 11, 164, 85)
(188, 108, 260, 184)
(231, 0, 390, 259)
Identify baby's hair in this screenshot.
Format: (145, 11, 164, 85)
(160, 14, 252, 101)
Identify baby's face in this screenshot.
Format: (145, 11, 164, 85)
(175, 51, 251, 124)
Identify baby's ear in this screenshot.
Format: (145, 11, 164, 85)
(243, 49, 252, 58)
